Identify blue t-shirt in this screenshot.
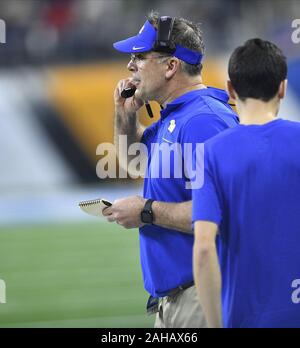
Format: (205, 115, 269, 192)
(192, 118, 300, 328)
(140, 87, 239, 297)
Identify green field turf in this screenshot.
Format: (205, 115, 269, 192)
(0, 222, 154, 328)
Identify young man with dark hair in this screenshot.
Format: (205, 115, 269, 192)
(103, 11, 238, 328)
(193, 38, 300, 328)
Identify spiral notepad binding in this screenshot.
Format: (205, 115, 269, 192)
(78, 198, 111, 217)
(79, 199, 102, 207)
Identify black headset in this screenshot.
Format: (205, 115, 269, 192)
(153, 16, 176, 54)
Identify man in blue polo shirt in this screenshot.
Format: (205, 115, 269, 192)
(193, 38, 300, 328)
(103, 11, 238, 328)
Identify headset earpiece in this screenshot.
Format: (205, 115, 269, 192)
(153, 16, 176, 53)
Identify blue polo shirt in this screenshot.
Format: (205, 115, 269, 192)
(140, 87, 239, 297)
(192, 119, 300, 327)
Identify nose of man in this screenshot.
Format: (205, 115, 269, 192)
(127, 59, 137, 72)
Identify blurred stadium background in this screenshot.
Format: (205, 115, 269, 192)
(0, 0, 299, 328)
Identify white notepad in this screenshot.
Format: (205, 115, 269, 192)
(78, 198, 112, 217)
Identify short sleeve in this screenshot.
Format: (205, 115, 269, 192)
(192, 145, 222, 225)
(181, 114, 228, 144)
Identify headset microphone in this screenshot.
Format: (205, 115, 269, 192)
(121, 87, 136, 99)
(121, 86, 153, 118)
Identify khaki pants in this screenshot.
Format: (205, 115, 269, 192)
(154, 286, 207, 328)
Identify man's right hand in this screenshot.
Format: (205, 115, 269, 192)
(114, 78, 144, 116)
(113, 78, 146, 172)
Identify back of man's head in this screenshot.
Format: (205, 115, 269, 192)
(228, 38, 287, 102)
(147, 11, 205, 76)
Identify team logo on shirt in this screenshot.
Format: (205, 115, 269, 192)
(168, 120, 176, 133)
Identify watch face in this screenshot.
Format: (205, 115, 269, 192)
(141, 211, 153, 224)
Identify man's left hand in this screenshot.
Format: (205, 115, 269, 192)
(102, 196, 146, 229)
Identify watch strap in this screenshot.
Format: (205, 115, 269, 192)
(144, 199, 154, 212)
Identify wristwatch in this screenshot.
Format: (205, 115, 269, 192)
(141, 199, 154, 224)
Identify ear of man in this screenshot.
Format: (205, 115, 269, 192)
(226, 80, 237, 101)
(278, 79, 287, 99)
(165, 57, 181, 80)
